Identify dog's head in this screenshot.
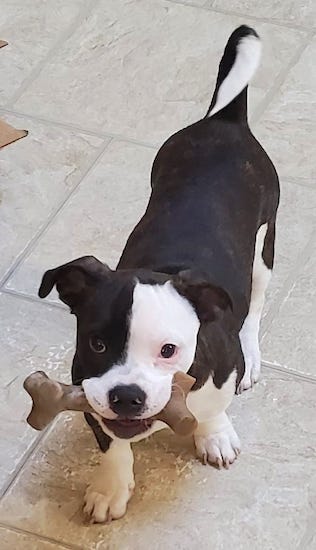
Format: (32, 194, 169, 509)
(39, 256, 231, 439)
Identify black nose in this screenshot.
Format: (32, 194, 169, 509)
(108, 384, 146, 417)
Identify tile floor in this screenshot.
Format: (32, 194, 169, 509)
(0, 1, 315, 549)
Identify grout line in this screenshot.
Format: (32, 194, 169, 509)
(0, 412, 78, 504)
(262, 361, 316, 385)
(166, 0, 216, 9)
(0, 424, 52, 500)
(0, 107, 159, 150)
(1, 288, 67, 311)
(0, 523, 82, 550)
(5, 0, 100, 109)
(260, 230, 315, 339)
(166, 0, 316, 32)
(0, 137, 112, 290)
(251, 31, 315, 124)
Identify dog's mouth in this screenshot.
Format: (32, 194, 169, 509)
(102, 417, 154, 439)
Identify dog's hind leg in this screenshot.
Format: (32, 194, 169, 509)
(238, 222, 275, 392)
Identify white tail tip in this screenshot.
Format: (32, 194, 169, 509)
(209, 34, 262, 117)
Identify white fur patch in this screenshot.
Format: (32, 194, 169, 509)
(83, 281, 200, 425)
(187, 369, 237, 423)
(189, 371, 240, 468)
(209, 34, 261, 117)
(84, 440, 134, 523)
(239, 223, 271, 392)
(129, 281, 200, 373)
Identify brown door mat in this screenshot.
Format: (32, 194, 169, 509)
(0, 41, 28, 148)
(0, 119, 28, 149)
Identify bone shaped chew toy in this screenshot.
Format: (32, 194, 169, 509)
(23, 371, 198, 436)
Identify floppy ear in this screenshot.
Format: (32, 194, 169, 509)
(173, 270, 232, 323)
(38, 256, 111, 309)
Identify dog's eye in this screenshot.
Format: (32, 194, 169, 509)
(160, 344, 177, 359)
(89, 336, 106, 354)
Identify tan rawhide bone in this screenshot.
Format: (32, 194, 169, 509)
(23, 371, 198, 436)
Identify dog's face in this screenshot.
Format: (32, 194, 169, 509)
(39, 256, 231, 439)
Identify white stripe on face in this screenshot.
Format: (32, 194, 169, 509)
(83, 281, 200, 419)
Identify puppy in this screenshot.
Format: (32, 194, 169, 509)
(39, 25, 279, 523)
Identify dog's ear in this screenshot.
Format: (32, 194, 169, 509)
(38, 256, 111, 309)
(173, 269, 232, 323)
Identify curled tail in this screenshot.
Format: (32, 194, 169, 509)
(206, 25, 261, 123)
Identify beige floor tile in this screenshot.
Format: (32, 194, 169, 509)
(209, 0, 316, 28)
(0, 0, 88, 105)
(262, 180, 316, 327)
(0, 369, 314, 550)
(1, 2, 315, 548)
(6, 140, 155, 300)
(262, 251, 316, 377)
(0, 114, 105, 282)
(255, 38, 316, 184)
(14, 0, 305, 144)
(0, 293, 75, 494)
(0, 527, 70, 550)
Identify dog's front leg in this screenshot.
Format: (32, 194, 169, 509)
(84, 439, 135, 523)
(194, 412, 240, 469)
(188, 370, 240, 469)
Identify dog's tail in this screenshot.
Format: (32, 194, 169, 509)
(205, 25, 261, 123)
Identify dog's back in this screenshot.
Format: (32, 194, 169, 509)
(118, 26, 279, 324)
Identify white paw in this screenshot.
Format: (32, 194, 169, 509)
(237, 353, 261, 394)
(238, 324, 261, 393)
(84, 479, 135, 523)
(195, 424, 241, 469)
